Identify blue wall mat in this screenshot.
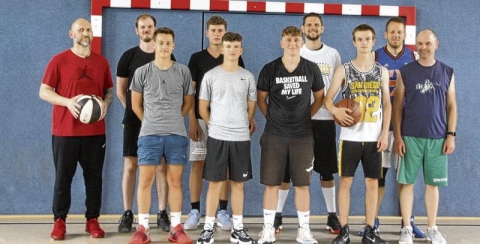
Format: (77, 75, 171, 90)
(0, 0, 477, 217)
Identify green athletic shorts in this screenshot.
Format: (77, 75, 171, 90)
(396, 136, 448, 186)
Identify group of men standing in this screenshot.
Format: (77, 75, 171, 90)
(39, 10, 456, 244)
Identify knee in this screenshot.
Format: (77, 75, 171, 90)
(339, 177, 353, 188)
(138, 175, 154, 189)
(230, 181, 244, 191)
(167, 176, 182, 189)
(365, 178, 378, 188)
(124, 159, 138, 173)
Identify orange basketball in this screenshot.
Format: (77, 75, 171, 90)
(333, 98, 361, 127)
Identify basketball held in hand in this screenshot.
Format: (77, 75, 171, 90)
(76, 95, 104, 124)
(333, 98, 361, 127)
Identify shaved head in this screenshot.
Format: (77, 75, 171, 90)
(71, 18, 91, 31)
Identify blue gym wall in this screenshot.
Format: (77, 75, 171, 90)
(0, 0, 478, 217)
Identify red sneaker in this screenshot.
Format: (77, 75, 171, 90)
(128, 225, 151, 244)
(51, 218, 66, 240)
(85, 218, 105, 238)
(168, 224, 192, 244)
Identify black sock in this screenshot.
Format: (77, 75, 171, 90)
(219, 200, 228, 211)
(191, 201, 200, 211)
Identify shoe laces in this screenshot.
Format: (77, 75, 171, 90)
(234, 228, 251, 239)
(200, 228, 215, 239)
(299, 225, 314, 240)
(188, 210, 200, 218)
(402, 227, 414, 237)
(119, 211, 134, 223)
(217, 210, 230, 222)
(429, 228, 446, 241)
(259, 225, 275, 240)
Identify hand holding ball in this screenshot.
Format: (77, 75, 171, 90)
(76, 95, 104, 124)
(333, 98, 361, 127)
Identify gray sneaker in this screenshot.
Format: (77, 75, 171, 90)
(216, 210, 233, 231)
(399, 226, 413, 244)
(427, 226, 447, 244)
(183, 209, 201, 230)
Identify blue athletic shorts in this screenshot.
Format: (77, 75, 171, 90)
(137, 134, 188, 165)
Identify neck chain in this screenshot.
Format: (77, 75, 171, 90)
(71, 48, 90, 58)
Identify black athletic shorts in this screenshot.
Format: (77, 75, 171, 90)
(203, 137, 252, 182)
(312, 120, 338, 177)
(123, 125, 140, 157)
(338, 140, 382, 178)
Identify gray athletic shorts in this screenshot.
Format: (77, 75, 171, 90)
(189, 119, 208, 161)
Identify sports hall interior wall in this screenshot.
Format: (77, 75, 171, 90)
(0, 0, 477, 217)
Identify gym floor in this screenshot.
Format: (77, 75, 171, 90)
(1, 215, 478, 243)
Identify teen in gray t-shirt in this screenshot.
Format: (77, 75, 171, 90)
(199, 66, 256, 141)
(130, 61, 194, 137)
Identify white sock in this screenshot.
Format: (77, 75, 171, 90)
(276, 189, 289, 213)
(263, 209, 276, 226)
(322, 186, 336, 213)
(232, 215, 243, 229)
(297, 211, 310, 227)
(138, 213, 149, 229)
(204, 216, 215, 230)
(170, 212, 181, 227)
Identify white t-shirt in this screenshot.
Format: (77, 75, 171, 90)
(300, 44, 341, 120)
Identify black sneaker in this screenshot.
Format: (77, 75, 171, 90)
(327, 213, 341, 234)
(332, 225, 350, 244)
(273, 212, 282, 233)
(197, 227, 215, 244)
(157, 210, 171, 232)
(118, 210, 134, 233)
(230, 227, 255, 243)
(362, 225, 388, 244)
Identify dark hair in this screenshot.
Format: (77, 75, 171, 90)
(154, 27, 175, 41)
(206, 15, 227, 30)
(385, 17, 405, 31)
(282, 26, 302, 37)
(352, 24, 376, 40)
(303, 12, 323, 26)
(135, 14, 156, 28)
(222, 32, 242, 43)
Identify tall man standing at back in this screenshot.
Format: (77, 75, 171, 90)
(273, 12, 342, 235)
(257, 26, 324, 244)
(395, 29, 456, 244)
(116, 13, 174, 233)
(184, 15, 247, 231)
(358, 17, 426, 239)
(39, 18, 113, 241)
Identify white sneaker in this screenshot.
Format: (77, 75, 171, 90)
(399, 226, 413, 244)
(296, 225, 317, 244)
(427, 226, 447, 244)
(258, 224, 275, 244)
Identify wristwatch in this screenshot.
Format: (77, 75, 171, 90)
(447, 131, 456, 137)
